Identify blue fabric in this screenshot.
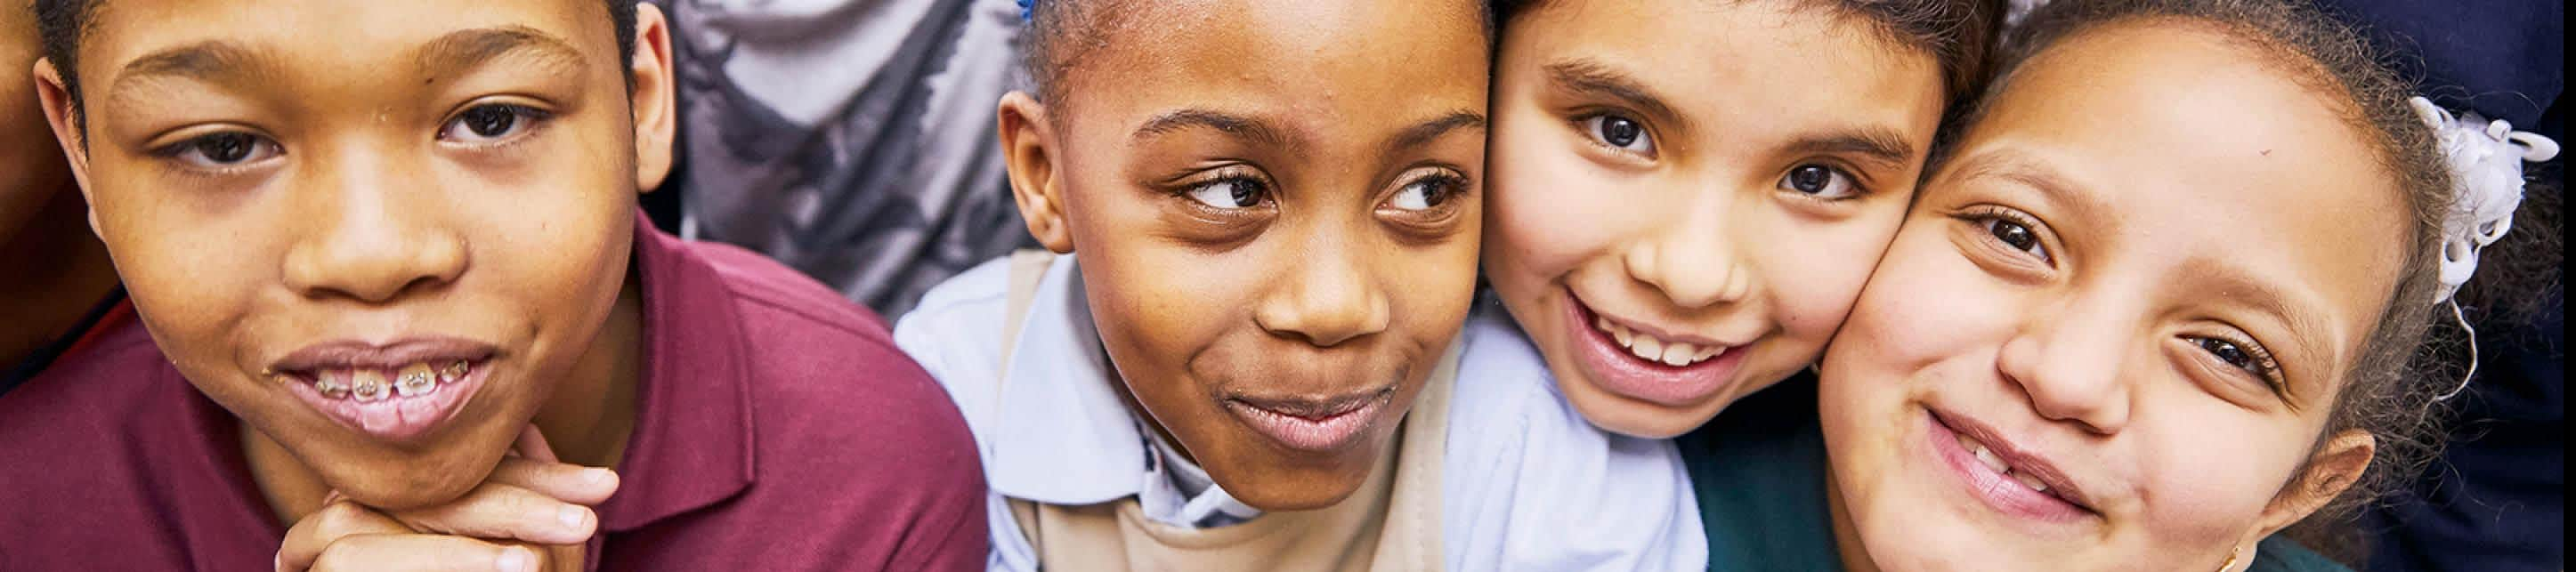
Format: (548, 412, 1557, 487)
(2361, 286, 2564, 572)
(2314, 0, 2562, 131)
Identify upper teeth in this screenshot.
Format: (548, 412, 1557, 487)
(1957, 432, 2050, 493)
(288, 360, 471, 402)
(1594, 317, 1724, 367)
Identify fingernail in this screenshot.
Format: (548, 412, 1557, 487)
(497, 546, 536, 572)
(582, 468, 614, 486)
(559, 504, 590, 529)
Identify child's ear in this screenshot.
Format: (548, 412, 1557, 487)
(2239, 429, 2374, 550)
(32, 59, 101, 237)
(626, 3, 678, 195)
(997, 92, 1073, 254)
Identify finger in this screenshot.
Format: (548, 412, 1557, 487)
(307, 534, 542, 572)
(485, 456, 619, 505)
(390, 481, 599, 545)
(278, 503, 409, 572)
(513, 425, 556, 463)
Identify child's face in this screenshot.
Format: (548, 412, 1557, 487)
(1012, 1, 1487, 510)
(1819, 22, 2399, 570)
(3, 4, 69, 237)
(41, 0, 671, 510)
(1483, 0, 1943, 438)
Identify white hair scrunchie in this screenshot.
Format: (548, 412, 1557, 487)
(2412, 96, 2559, 304)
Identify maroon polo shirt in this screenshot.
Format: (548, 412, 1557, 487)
(0, 213, 987, 570)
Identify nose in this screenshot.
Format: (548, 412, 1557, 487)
(1994, 295, 2135, 434)
(281, 149, 466, 303)
(1621, 196, 1753, 310)
(1253, 234, 1390, 348)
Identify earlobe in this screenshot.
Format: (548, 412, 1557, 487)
(2248, 430, 2375, 538)
(32, 60, 101, 236)
(997, 92, 1073, 254)
(627, 3, 678, 195)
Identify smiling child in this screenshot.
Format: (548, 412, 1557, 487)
(1442, 0, 2001, 568)
(1677, 0, 2561, 569)
(894, 0, 1494, 569)
(0, 1, 985, 569)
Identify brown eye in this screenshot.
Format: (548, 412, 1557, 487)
(1185, 177, 1268, 209)
(1986, 218, 2045, 258)
(440, 103, 549, 143)
(1388, 173, 1465, 211)
(1581, 114, 1655, 155)
(194, 133, 258, 163)
(1778, 164, 1859, 198)
(160, 131, 281, 168)
(2195, 337, 2264, 376)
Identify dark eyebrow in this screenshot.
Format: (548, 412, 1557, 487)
(1543, 58, 1688, 137)
(1132, 109, 1294, 149)
(1786, 128, 1918, 170)
(412, 26, 587, 80)
(2189, 262, 2334, 403)
(1951, 149, 2114, 233)
(116, 40, 272, 87)
(1386, 110, 1487, 154)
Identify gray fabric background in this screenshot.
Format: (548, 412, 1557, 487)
(664, 0, 1035, 317)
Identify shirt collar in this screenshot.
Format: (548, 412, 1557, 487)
(597, 212, 758, 531)
(985, 254, 1149, 505)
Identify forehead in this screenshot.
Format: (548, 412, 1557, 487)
(1065, 0, 1489, 138)
(1511, 0, 1940, 118)
(77, 0, 613, 83)
(1965, 20, 2411, 363)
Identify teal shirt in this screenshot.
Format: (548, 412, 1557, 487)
(1678, 376, 2348, 571)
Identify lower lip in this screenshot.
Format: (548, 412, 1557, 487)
(1921, 407, 2090, 525)
(282, 365, 490, 443)
(1564, 292, 1745, 407)
(1225, 394, 1389, 454)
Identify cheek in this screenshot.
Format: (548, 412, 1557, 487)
(1483, 117, 1631, 301)
(89, 180, 267, 370)
(2122, 401, 2314, 546)
(1762, 205, 1909, 346)
(1832, 226, 2002, 377)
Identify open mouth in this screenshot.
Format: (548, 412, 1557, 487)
(1923, 407, 2096, 525)
(271, 339, 498, 444)
(1562, 288, 1746, 407)
(1223, 388, 1396, 454)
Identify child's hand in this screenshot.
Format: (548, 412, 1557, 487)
(274, 426, 613, 572)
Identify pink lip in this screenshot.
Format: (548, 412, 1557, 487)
(1562, 289, 1746, 407)
(1922, 407, 2095, 526)
(270, 338, 498, 444)
(1224, 389, 1394, 453)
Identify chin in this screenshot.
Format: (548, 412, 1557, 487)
(1212, 454, 1378, 512)
(307, 439, 507, 511)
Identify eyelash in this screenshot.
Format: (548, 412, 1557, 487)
(150, 130, 282, 176)
(1957, 205, 2053, 263)
(440, 102, 555, 148)
(2189, 333, 2288, 394)
(1397, 172, 1469, 207)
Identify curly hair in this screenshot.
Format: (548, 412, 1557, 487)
(1976, 0, 2553, 565)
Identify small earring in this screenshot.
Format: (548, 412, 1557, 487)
(2218, 543, 2256, 572)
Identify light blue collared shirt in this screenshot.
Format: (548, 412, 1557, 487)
(894, 254, 1260, 572)
(1444, 302, 1710, 571)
